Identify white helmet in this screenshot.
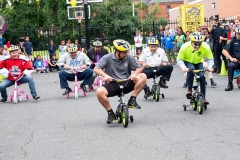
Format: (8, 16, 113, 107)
(190, 32, 205, 42)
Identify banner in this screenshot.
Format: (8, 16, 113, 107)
(179, 4, 204, 32)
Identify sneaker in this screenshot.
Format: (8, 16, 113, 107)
(183, 82, 187, 88)
(204, 99, 209, 105)
(225, 83, 233, 91)
(144, 86, 151, 97)
(62, 88, 72, 95)
(210, 79, 217, 86)
(107, 110, 116, 124)
(0, 99, 7, 102)
(159, 78, 168, 88)
(80, 83, 87, 92)
(233, 70, 240, 79)
(33, 95, 40, 100)
(127, 98, 141, 109)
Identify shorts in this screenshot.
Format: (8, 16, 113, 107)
(103, 80, 135, 97)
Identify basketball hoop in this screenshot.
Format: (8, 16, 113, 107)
(77, 16, 82, 24)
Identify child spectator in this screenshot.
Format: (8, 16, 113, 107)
(34, 55, 48, 73)
(58, 40, 67, 59)
(48, 40, 56, 60)
(162, 30, 175, 63)
(48, 54, 59, 72)
(145, 30, 155, 47)
(3, 45, 9, 56)
(174, 27, 186, 52)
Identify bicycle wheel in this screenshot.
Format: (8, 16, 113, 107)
(74, 86, 78, 99)
(197, 95, 204, 114)
(155, 86, 160, 102)
(13, 90, 18, 104)
(121, 105, 129, 128)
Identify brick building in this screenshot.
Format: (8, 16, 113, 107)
(135, 0, 183, 20)
(148, 0, 183, 20)
(169, 0, 240, 21)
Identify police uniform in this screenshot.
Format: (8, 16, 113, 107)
(223, 37, 240, 87)
(139, 47, 173, 88)
(211, 23, 225, 72)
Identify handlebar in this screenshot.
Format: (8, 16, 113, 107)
(69, 67, 82, 73)
(9, 72, 23, 80)
(112, 78, 129, 83)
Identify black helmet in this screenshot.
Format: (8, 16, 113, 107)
(210, 15, 218, 21)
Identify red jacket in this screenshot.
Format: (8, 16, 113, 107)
(0, 55, 32, 81)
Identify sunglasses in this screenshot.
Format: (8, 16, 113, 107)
(193, 43, 202, 47)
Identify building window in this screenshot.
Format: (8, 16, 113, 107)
(167, 5, 171, 13)
(212, 3, 215, 8)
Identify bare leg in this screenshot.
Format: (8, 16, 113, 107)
(96, 86, 112, 111)
(131, 73, 147, 97)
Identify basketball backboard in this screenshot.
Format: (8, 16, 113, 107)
(66, 0, 103, 4)
(67, 5, 91, 20)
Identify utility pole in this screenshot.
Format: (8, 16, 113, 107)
(84, 0, 90, 49)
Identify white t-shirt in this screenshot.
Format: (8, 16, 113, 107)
(139, 47, 168, 66)
(59, 45, 67, 58)
(134, 35, 143, 48)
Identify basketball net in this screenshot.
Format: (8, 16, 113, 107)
(77, 16, 82, 24)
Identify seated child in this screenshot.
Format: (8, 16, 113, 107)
(48, 54, 59, 72)
(34, 55, 48, 73)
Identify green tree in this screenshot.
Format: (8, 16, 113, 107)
(90, 0, 141, 43)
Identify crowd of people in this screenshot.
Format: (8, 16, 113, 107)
(1, 16, 240, 123)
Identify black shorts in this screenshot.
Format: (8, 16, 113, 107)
(103, 80, 135, 97)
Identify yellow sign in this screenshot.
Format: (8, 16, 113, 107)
(180, 4, 204, 32)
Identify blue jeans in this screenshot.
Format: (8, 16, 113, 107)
(0, 75, 38, 100)
(59, 68, 93, 89)
(185, 62, 206, 98)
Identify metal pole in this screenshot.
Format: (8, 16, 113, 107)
(84, 0, 90, 49)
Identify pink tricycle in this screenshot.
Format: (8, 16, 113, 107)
(92, 63, 105, 90)
(67, 67, 87, 99)
(9, 72, 29, 104)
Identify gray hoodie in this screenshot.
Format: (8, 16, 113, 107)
(57, 51, 92, 74)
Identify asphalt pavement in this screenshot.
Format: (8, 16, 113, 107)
(0, 66, 240, 160)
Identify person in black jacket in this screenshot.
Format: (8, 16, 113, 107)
(86, 40, 108, 87)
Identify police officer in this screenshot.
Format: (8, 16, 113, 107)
(222, 27, 240, 91)
(208, 15, 225, 73)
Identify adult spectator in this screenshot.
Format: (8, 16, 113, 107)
(48, 40, 57, 60)
(94, 39, 147, 123)
(0, 45, 40, 102)
(208, 15, 225, 73)
(156, 25, 165, 48)
(23, 36, 33, 60)
(134, 30, 143, 53)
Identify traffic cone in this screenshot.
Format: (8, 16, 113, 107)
(219, 60, 227, 76)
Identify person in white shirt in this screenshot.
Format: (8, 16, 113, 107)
(57, 44, 93, 95)
(58, 40, 67, 58)
(134, 30, 143, 54)
(139, 38, 173, 97)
